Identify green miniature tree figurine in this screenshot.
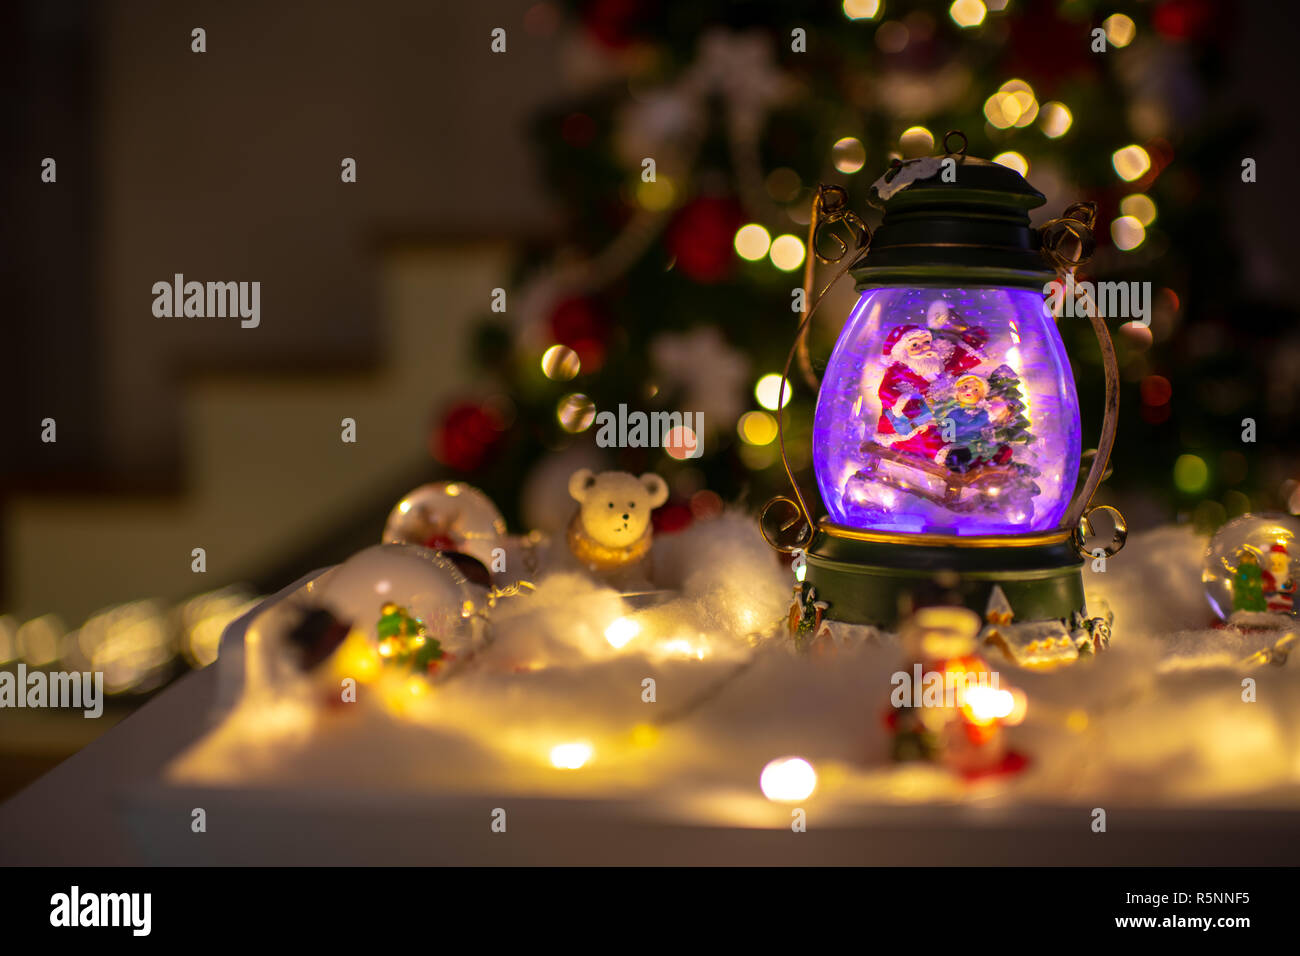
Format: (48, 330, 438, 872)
(1231, 550, 1267, 613)
(987, 364, 1034, 453)
(376, 602, 444, 671)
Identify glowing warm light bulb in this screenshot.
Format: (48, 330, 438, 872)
(900, 126, 934, 155)
(636, 176, 675, 211)
(550, 742, 593, 770)
(984, 93, 1012, 129)
(1112, 144, 1152, 182)
(842, 0, 881, 20)
(992, 151, 1029, 177)
(1120, 193, 1157, 226)
(659, 638, 697, 658)
(604, 616, 640, 649)
(1111, 215, 1146, 251)
(331, 631, 382, 683)
(541, 344, 581, 381)
(769, 234, 806, 272)
(556, 393, 596, 432)
(755, 373, 793, 410)
(993, 79, 1038, 128)
(738, 410, 778, 446)
(1103, 13, 1136, 47)
(963, 685, 1016, 723)
(760, 757, 818, 802)
(832, 136, 866, 174)
(949, 0, 987, 28)
(734, 223, 772, 261)
(1039, 101, 1073, 138)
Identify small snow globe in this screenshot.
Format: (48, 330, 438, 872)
(764, 137, 1125, 628)
(1202, 513, 1300, 627)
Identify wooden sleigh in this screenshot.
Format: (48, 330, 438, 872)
(854, 440, 1021, 512)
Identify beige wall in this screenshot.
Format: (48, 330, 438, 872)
(96, 0, 561, 472)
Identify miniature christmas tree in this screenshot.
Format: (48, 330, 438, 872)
(983, 365, 1041, 519)
(377, 602, 444, 671)
(987, 365, 1033, 452)
(1231, 551, 1267, 613)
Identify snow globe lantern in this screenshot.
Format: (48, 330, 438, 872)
(764, 137, 1125, 628)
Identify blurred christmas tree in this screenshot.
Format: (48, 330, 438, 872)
(430, 0, 1290, 537)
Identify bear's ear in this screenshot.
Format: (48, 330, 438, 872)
(568, 468, 597, 503)
(640, 472, 669, 508)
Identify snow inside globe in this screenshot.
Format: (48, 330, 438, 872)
(812, 288, 1081, 536)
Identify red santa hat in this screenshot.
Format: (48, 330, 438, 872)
(1271, 543, 1288, 554)
(881, 324, 929, 359)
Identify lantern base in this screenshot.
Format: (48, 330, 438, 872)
(802, 520, 1086, 629)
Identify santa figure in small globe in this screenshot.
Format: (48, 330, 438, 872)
(875, 318, 982, 461)
(1262, 542, 1296, 615)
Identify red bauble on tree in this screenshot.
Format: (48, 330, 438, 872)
(578, 0, 658, 50)
(1001, 4, 1097, 93)
(652, 500, 693, 534)
(1153, 0, 1215, 42)
(431, 401, 507, 473)
(664, 196, 744, 284)
(548, 296, 612, 370)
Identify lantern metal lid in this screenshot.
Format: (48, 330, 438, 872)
(854, 144, 1055, 289)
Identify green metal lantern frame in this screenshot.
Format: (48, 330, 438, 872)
(761, 133, 1127, 628)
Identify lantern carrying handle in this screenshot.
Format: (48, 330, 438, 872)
(761, 186, 871, 553)
(1041, 201, 1127, 558)
(795, 185, 870, 391)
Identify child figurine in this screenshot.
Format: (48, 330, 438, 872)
(932, 374, 996, 474)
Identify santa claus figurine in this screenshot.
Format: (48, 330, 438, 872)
(875, 321, 982, 460)
(1262, 542, 1296, 614)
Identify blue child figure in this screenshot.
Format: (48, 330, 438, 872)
(934, 374, 994, 474)
(884, 373, 995, 474)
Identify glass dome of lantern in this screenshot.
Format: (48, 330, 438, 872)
(762, 134, 1126, 630)
(813, 285, 1080, 536)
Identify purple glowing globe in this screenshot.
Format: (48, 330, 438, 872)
(812, 286, 1081, 536)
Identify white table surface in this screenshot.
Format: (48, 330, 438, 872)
(4, 576, 1299, 866)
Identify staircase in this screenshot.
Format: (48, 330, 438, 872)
(3, 243, 508, 624)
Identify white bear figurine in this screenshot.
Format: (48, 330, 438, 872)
(566, 469, 669, 586)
